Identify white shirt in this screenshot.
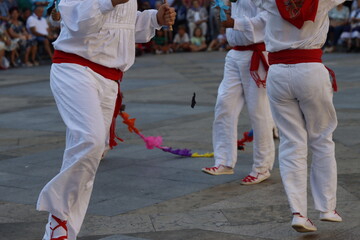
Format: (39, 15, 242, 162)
(26, 13, 49, 36)
(252, 0, 346, 52)
(173, 32, 190, 44)
(226, 0, 266, 47)
(54, 0, 161, 71)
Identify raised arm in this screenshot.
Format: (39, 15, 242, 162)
(135, 3, 175, 43)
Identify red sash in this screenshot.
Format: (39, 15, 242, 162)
(53, 50, 124, 148)
(233, 43, 269, 88)
(275, 0, 319, 29)
(268, 49, 337, 92)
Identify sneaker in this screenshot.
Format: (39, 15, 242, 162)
(291, 213, 317, 233)
(43, 215, 68, 240)
(202, 165, 234, 175)
(241, 170, 270, 185)
(320, 210, 342, 222)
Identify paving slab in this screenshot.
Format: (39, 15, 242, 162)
(0, 52, 359, 240)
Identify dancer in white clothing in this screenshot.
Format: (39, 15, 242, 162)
(36, 0, 175, 239)
(202, 0, 275, 185)
(253, 0, 343, 233)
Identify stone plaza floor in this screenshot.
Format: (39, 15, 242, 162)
(0, 51, 359, 240)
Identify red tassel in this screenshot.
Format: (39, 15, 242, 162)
(109, 82, 123, 149)
(325, 66, 337, 92)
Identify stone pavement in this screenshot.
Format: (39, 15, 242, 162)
(0, 52, 359, 240)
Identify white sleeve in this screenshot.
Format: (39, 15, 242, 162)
(184, 33, 190, 42)
(322, 0, 346, 12)
(173, 34, 180, 43)
(27, 17, 36, 29)
(135, 9, 161, 43)
(58, 0, 113, 36)
(233, 9, 267, 43)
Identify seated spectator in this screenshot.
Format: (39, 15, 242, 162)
(172, 25, 190, 52)
(325, 3, 350, 52)
(0, 38, 9, 69)
(152, 29, 170, 54)
(207, 26, 228, 51)
(0, 22, 18, 67)
(26, 5, 54, 61)
(171, 0, 188, 34)
(189, 26, 207, 52)
(186, 0, 207, 38)
(19, 7, 32, 25)
(341, 0, 360, 52)
(0, 0, 10, 23)
(7, 7, 36, 67)
(47, 4, 61, 38)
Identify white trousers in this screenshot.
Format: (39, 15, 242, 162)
(213, 49, 275, 173)
(37, 63, 118, 240)
(267, 63, 338, 216)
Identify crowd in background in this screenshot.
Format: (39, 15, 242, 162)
(0, 0, 60, 69)
(0, 0, 359, 70)
(325, 0, 360, 53)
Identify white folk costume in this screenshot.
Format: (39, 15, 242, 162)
(36, 0, 161, 239)
(209, 0, 275, 179)
(253, 0, 344, 230)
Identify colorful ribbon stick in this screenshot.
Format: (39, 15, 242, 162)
(47, 0, 61, 12)
(118, 111, 253, 158)
(237, 129, 254, 150)
(212, 0, 230, 22)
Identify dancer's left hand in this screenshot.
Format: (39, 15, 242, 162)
(157, 4, 176, 26)
(221, 14, 234, 28)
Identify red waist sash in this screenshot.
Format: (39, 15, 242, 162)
(52, 50, 124, 148)
(233, 43, 268, 88)
(53, 50, 123, 80)
(268, 49, 337, 91)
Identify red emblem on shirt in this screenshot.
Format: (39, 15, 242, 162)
(276, 0, 319, 29)
(284, 0, 304, 19)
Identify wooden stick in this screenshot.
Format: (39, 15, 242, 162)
(163, 0, 173, 31)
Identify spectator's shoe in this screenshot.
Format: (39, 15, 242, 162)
(320, 210, 342, 222)
(291, 213, 317, 233)
(241, 170, 270, 185)
(33, 61, 39, 66)
(43, 215, 68, 240)
(202, 165, 234, 175)
(24, 62, 33, 67)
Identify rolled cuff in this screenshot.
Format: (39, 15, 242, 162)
(150, 9, 162, 29)
(234, 17, 249, 31)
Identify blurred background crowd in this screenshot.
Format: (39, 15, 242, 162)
(0, 0, 359, 70)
